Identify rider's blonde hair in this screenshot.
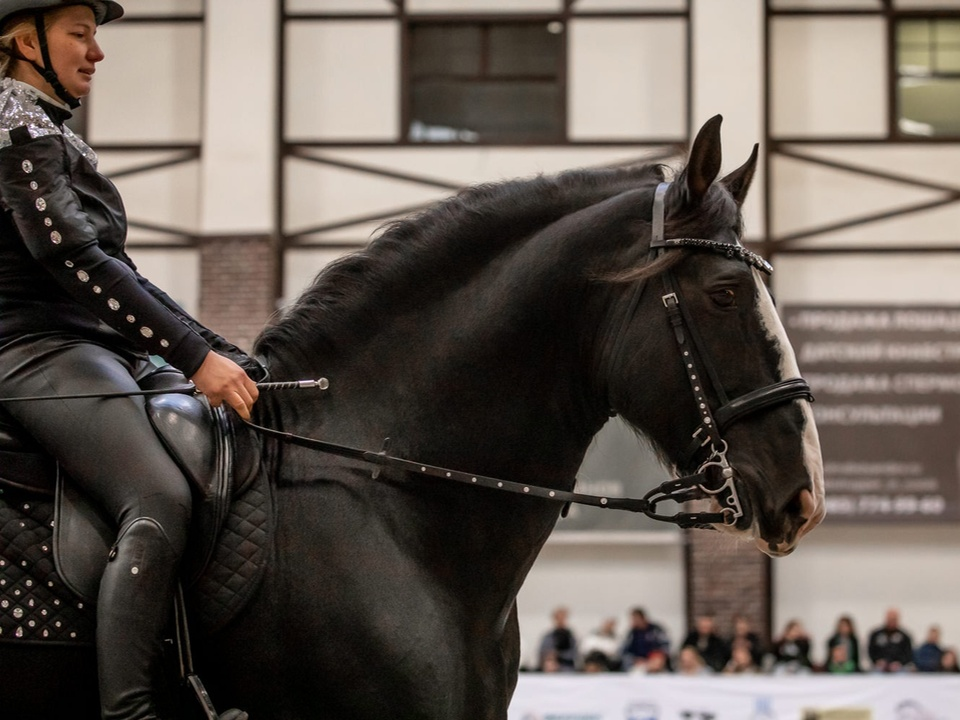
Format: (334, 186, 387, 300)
(0, 11, 54, 78)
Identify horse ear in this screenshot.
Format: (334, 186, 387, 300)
(681, 114, 724, 206)
(721, 143, 759, 207)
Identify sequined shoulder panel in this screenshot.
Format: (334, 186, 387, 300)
(0, 79, 98, 168)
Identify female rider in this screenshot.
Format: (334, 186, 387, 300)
(0, 2, 257, 717)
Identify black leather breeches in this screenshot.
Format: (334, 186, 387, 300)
(0, 334, 192, 546)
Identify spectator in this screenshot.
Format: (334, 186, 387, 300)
(682, 614, 730, 673)
(537, 607, 577, 671)
(644, 650, 670, 674)
(723, 640, 761, 674)
(914, 625, 944, 673)
(579, 617, 620, 671)
(539, 649, 562, 673)
(620, 607, 670, 672)
(826, 615, 861, 672)
(582, 650, 613, 673)
(676, 645, 711, 676)
(825, 642, 858, 674)
(730, 614, 765, 668)
(868, 608, 914, 673)
(939, 648, 960, 673)
(771, 619, 813, 674)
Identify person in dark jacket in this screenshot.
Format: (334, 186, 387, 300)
(868, 608, 914, 673)
(681, 614, 730, 673)
(537, 606, 578, 671)
(914, 625, 944, 672)
(620, 607, 671, 672)
(0, 2, 257, 717)
(771, 619, 813, 674)
(825, 614, 861, 672)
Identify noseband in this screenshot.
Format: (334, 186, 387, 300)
(606, 182, 814, 527)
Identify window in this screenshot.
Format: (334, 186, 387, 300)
(895, 17, 960, 138)
(406, 20, 565, 144)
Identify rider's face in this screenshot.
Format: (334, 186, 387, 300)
(14, 6, 105, 99)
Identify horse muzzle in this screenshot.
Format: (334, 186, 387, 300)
(714, 478, 825, 558)
(753, 487, 824, 557)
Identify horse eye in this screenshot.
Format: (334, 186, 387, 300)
(712, 289, 737, 308)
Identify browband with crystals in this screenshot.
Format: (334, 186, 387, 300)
(649, 182, 773, 275)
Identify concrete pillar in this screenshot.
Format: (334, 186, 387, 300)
(691, 0, 766, 237)
(197, 0, 278, 351)
(687, 0, 772, 643)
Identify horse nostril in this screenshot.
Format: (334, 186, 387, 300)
(796, 488, 822, 539)
(784, 488, 805, 519)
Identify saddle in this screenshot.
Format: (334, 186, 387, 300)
(0, 369, 272, 641)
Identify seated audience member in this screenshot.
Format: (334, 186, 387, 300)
(681, 614, 730, 673)
(825, 642, 858, 674)
(582, 650, 613, 673)
(868, 608, 914, 673)
(676, 645, 711, 676)
(730, 614, 765, 668)
(579, 617, 620, 671)
(826, 614, 861, 672)
(539, 649, 562, 673)
(914, 625, 944, 673)
(723, 640, 761, 674)
(626, 649, 669, 675)
(644, 650, 670, 674)
(620, 607, 670, 672)
(771, 619, 813, 674)
(939, 648, 959, 673)
(537, 606, 577, 672)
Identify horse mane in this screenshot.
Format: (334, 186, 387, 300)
(255, 163, 666, 361)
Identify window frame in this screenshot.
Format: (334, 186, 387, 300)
(891, 11, 960, 142)
(401, 15, 568, 146)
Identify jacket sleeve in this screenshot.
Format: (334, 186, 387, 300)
(129, 264, 267, 380)
(0, 131, 213, 376)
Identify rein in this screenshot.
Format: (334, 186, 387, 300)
(239, 416, 739, 530)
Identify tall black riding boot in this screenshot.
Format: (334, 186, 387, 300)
(97, 517, 180, 720)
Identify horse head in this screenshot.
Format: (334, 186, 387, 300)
(603, 115, 824, 557)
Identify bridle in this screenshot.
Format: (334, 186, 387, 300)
(601, 182, 814, 527)
(0, 184, 814, 531)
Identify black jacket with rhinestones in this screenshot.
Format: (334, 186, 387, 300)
(0, 79, 247, 377)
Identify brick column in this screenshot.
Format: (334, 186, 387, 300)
(198, 235, 277, 353)
(685, 529, 772, 643)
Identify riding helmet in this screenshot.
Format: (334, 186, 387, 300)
(0, 0, 124, 27)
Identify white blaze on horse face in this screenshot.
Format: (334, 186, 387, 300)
(752, 270, 826, 547)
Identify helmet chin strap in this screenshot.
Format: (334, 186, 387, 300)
(28, 12, 80, 109)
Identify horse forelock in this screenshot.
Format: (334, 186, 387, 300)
(255, 163, 666, 361)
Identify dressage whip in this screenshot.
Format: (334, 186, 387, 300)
(0, 378, 329, 403)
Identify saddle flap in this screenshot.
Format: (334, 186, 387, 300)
(54, 472, 113, 604)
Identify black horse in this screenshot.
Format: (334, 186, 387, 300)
(1, 116, 823, 719)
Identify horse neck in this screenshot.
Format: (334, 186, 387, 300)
(261, 187, 663, 483)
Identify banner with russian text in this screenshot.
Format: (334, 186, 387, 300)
(783, 305, 960, 522)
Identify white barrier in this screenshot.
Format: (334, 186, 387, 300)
(508, 674, 960, 720)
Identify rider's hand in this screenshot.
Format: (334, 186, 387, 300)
(189, 351, 259, 420)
